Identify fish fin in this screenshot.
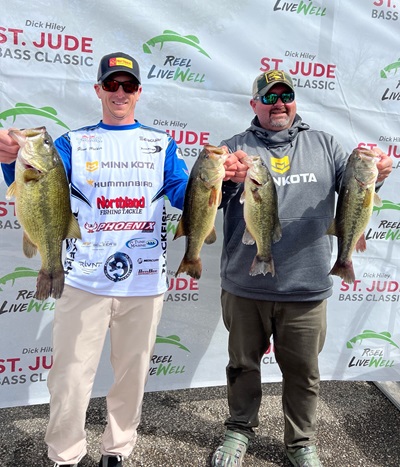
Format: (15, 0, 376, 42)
(5, 182, 17, 200)
(217, 189, 222, 207)
(242, 227, 255, 245)
(35, 266, 64, 301)
(66, 214, 82, 239)
(173, 219, 186, 240)
(204, 227, 217, 245)
(249, 255, 275, 277)
(208, 187, 219, 207)
(329, 260, 355, 284)
(239, 191, 245, 204)
(175, 256, 202, 280)
(355, 233, 367, 252)
(326, 219, 337, 236)
(273, 222, 282, 243)
(22, 232, 38, 258)
(374, 192, 383, 207)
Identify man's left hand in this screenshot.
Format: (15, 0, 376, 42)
(373, 147, 393, 182)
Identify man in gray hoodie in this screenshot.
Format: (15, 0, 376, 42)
(212, 70, 393, 467)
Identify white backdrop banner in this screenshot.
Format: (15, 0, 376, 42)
(0, 0, 400, 407)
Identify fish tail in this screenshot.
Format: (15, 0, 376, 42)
(175, 256, 202, 280)
(329, 260, 355, 284)
(249, 255, 275, 277)
(35, 268, 65, 301)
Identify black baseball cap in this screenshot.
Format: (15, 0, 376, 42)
(97, 52, 141, 83)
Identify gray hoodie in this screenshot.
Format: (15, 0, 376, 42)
(219, 114, 349, 302)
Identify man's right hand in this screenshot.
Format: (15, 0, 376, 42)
(0, 129, 19, 164)
(223, 149, 249, 183)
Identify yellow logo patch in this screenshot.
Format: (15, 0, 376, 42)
(270, 156, 290, 174)
(86, 161, 99, 172)
(110, 57, 133, 69)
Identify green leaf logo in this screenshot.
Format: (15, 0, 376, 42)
(0, 103, 70, 130)
(155, 334, 190, 352)
(0, 267, 39, 292)
(143, 30, 211, 59)
(347, 330, 399, 349)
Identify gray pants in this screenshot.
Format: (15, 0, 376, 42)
(221, 290, 327, 449)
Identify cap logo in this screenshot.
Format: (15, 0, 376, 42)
(109, 57, 133, 69)
(265, 70, 288, 84)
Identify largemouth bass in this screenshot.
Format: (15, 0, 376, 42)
(240, 156, 282, 276)
(327, 147, 382, 284)
(174, 144, 228, 279)
(6, 127, 81, 300)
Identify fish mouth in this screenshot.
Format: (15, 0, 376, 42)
(358, 147, 382, 162)
(18, 153, 43, 173)
(22, 160, 41, 173)
(249, 176, 262, 186)
(243, 155, 260, 168)
(355, 175, 377, 187)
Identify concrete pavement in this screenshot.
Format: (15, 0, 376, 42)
(0, 381, 399, 466)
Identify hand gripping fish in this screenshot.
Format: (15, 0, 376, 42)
(6, 127, 81, 300)
(327, 147, 382, 284)
(174, 145, 228, 279)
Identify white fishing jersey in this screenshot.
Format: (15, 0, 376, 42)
(55, 121, 188, 297)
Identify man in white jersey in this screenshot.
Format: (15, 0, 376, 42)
(1, 52, 229, 467)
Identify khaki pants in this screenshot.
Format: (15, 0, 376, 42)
(45, 285, 164, 464)
(221, 290, 327, 448)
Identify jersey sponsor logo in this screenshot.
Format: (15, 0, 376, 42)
(273, 173, 318, 186)
(101, 160, 155, 170)
(81, 239, 117, 249)
(141, 145, 162, 154)
(86, 179, 153, 188)
(126, 238, 159, 249)
(77, 146, 102, 152)
(137, 257, 159, 264)
(80, 135, 102, 144)
(104, 251, 133, 282)
(137, 268, 158, 276)
(78, 260, 102, 275)
(84, 221, 156, 233)
(270, 155, 290, 174)
(97, 195, 146, 209)
(97, 196, 145, 216)
(86, 161, 99, 172)
(139, 136, 162, 142)
(269, 155, 317, 185)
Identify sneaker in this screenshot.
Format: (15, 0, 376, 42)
(286, 446, 322, 467)
(211, 430, 249, 466)
(98, 455, 123, 467)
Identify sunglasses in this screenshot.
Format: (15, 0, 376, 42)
(101, 80, 139, 94)
(258, 91, 295, 105)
